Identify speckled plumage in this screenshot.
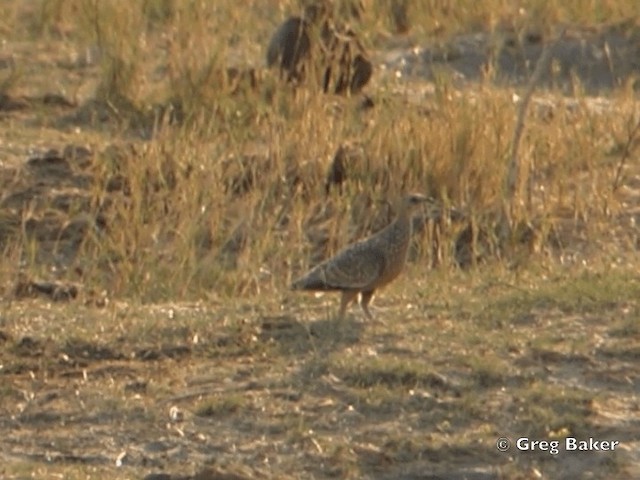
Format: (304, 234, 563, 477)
(291, 193, 431, 320)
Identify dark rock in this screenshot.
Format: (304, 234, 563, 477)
(267, 1, 372, 95)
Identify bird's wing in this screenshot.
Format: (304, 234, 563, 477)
(316, 242, 385, 290)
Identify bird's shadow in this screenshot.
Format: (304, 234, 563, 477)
(258, 313, 365, 356)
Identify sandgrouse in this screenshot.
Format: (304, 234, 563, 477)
(291, 193, 431, 320)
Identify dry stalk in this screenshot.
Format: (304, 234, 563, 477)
(612, 116, 640, 191)
(500, 28, 566, 238)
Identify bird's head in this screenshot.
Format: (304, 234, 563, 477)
(398, 193, 446, 222)
(402, 193, 433, 212)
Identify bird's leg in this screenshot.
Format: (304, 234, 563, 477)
(338, 290, 358, 319)
(360, 290, 375, 321)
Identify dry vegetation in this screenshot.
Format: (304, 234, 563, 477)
(1, 0, 640, 478)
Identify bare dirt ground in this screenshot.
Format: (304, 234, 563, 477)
(1, 14, 640, 480)
(2, 273, 640, 480)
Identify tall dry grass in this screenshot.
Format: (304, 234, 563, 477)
(0, 0, 638, 301)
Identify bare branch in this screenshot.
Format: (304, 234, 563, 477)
(501, 28, 566, 236)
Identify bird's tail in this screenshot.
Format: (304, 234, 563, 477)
(290, 267, 336, 291)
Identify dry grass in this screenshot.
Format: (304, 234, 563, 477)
(0, 0, 639, 478)
(2, 268, 639, 478)
(0, 0, 637, 300)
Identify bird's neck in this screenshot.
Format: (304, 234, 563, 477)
(396, 207, 411, 224)
(392, 207, 412, 234)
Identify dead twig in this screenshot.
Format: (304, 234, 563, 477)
(501, 28, 566, 238)
(612, 116, 640, 191)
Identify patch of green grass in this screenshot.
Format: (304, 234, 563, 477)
(0, 463, 133, 480)
(345, 383, 410, 414)
(478, 271, 640, 322)
(464, 353, 513, 388)
(512, 381, 597, 438)
(599, 344, 640, 361)
(334, 356, 444, 390)
(609, 312, 640, 337)
(195, 393, 248, 417)
(323, 442, 360, 479)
